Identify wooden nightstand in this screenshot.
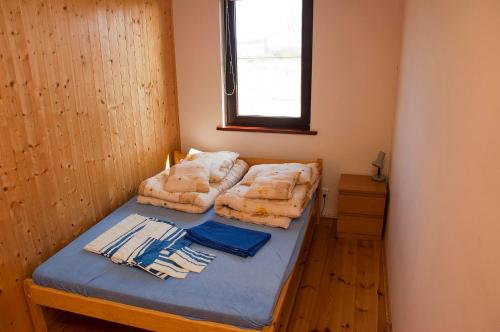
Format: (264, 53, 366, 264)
(337, 174, 387, 239)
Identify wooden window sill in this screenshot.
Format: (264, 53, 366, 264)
(216, 125, 318, 135)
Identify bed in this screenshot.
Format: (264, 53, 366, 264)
(24, 152, 322, 332)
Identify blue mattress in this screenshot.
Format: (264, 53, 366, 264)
(33, 197, 314, 329)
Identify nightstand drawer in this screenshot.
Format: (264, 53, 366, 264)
(338, 193, 385, 216)
(337, 215, 383, 237)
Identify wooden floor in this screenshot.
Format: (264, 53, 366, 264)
(46, 220, 390, 332)
(287, 220, 390, 332)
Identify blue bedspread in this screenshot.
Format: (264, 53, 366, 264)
(33, 196, 313, 329)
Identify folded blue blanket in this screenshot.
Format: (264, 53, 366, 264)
(187, 221, 271, 257)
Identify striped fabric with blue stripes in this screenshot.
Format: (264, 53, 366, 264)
(134, 238, 216, 278)
(84, 214, 215, 280)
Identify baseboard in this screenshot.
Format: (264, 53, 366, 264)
(379, 243, 392, 332)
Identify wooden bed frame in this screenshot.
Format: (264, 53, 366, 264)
(24, 152, 323, 332)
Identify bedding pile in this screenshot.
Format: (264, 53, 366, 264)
(138, 151, 248, 213)
(84, 214, 215, 280)
(215, 162, 320, 228)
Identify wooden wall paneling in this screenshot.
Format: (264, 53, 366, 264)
(130, 1, 151, 176)
(127, 1, 148, 185)
(19, 0, 58, 241)
(66, 0, 107, 219)
(96, 0, 127, 206)
(145, 0, 164, 172)
(26, 0, 71, 246)
(124, 0, 148, 188)
(105, 0, 136, 199)
(154, 0, 174, 166)
(0, 192, 28, 332)
(50, 0, 82, 228)
(0, 0, 180, 329)
(140, 0, 159, 175)
(151, 0, 171, 165)
(59, 0, 97, 227)
(159, 0, 175, 162)
(113, 0, 140, 191)
(17, 0, 65, 248)
(136, 0, 152, 178)
(86, 0, 118, 210)
(0, 36, 17, 331)
(36, 0, 81, 243)
(145, 0, 166, 172)
(0, 2, 32, 257)
(155, 2, 169, 162)
(138, 0, 158, 172)
(146, 0, 164, 172)
(1, 1, 46, 267)
(113, 0, 138, 202)
(128, 0, 150, 180)
(148, 0, 161, 162)
(137, 0, 155, 169)
(0, 48, 28, 331)
(159, 0, 180, 163)
(146, 0, 161, 170)
(121, 0, 147, 182)
(168, 0, 181, 158)
(56, 0, 99, 234)
(0, 5, 38, 331)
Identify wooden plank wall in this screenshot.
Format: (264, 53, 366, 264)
(0, 0, 180, 330)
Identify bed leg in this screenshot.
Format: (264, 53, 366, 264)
(24, 280, 48, 332)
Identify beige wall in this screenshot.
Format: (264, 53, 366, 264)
(172, 0, 403, 216)
(386, 0, 500, 331)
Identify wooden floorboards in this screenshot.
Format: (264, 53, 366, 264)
(287, 220, 384, 332)
(46, 219, 389, 332)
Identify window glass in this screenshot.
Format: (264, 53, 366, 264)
(235, 0, 302, 118)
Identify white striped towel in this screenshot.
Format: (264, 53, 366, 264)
(133, 238, 216, 279)
(84, 214, 215, 279)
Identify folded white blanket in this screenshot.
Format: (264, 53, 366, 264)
(137, 196, 209, 214)
(186, 151, 239, 183)
(215, 206, 295, 228)
(241, 163, 315, 185)
(215, 163, 320, 228)
(138, 159, 249, 213)
(164, 160, 210, 193)
(244, 171, 300, 200)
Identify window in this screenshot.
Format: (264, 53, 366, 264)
(223, 0, 313, 131)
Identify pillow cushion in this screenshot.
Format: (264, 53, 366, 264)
(186, 151, 239, 183)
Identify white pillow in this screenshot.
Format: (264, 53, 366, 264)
(186, 150, 239, 182)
